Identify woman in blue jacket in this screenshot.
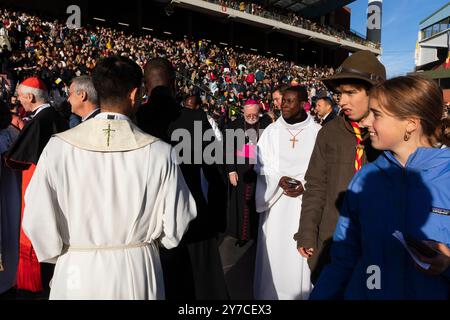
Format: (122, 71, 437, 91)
(311, 75, 450, 299)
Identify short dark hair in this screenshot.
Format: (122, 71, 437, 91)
(272, 84, 289, 95)
(316, 96, 334, 107)
(188, 93, 202, 107)
(283, 86, 308, 102)
(333, 78, 371, 94)
(144, 58, 176, 85)
(92, 56, 142, 106)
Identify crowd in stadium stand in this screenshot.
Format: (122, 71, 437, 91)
(3, 3, 450, 304)
(209, 0, 380, 49)
(0, 7, 335, 124)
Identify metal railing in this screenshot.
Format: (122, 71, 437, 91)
(199, 0, 380, 49)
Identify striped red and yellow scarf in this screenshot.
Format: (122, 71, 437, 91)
(350, 121, 365, 172)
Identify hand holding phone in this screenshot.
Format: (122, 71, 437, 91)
(286, 178, 300, 188)
(405, 235, 441, 258)
(279, 177, 304, 198)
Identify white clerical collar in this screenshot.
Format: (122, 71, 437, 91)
(322, 111, 331, 121)
(95, 112, 131, 122)
(31, 103, 51, 118)
(82, 108, 100, 122)
(279, 113, 312, 130)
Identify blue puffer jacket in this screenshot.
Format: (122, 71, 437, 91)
(310, 147, 450, 300)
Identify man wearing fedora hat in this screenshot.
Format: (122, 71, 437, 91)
(294, 50, 386, 284)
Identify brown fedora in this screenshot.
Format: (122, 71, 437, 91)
(322, 50, 386, 90)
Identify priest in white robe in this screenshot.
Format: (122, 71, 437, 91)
(22, 56, 197, 300)
(254, 86, 321, 300)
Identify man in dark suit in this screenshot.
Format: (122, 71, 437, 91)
(136, 58, 228, 300)
(315, 96, 337, 126)
(68, 76, 100, 124)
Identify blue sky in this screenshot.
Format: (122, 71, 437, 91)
(348, 0, 449, 78)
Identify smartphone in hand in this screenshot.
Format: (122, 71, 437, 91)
(404, 235, 441, 258)
(286, 178, 300, 188)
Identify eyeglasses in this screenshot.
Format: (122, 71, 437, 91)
(244, 114, 259, 120)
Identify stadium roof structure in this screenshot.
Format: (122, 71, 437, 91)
(172, 0, 380, 54)
(266, 0, 356, 18)
(419, 2, 450, 29)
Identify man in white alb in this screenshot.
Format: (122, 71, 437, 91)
(22, 56, 197, 300)
(254, 86, 321, 300)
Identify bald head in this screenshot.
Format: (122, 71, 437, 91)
(144, 58, 176, 96)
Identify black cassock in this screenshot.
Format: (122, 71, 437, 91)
(6, 107, 69, 169)
(224, 116, 271, 244)
(136, 86, 228, 300)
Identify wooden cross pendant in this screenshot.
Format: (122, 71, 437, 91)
(290, 137, 298, 148)
(103, 124, 116, 147)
